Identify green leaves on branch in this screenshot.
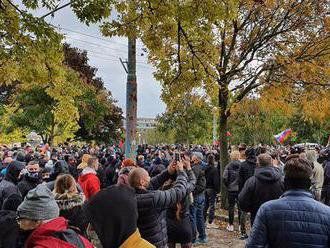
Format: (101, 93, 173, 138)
(0, 2, 123, 144)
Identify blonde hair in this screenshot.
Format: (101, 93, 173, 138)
(230, 150, 240, 161)
(54, 174, 77, 199)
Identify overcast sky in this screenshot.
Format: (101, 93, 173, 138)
(18, 2, 166, 118)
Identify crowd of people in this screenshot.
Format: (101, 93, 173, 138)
(0, 142, 329, 247)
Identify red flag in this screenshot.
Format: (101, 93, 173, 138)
(119, 140, 124, 149)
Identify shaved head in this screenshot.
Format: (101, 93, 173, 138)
(128, 168, 150, 189)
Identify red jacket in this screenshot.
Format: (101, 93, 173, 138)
(24, 217, 93, 248)
(78, 171, 100, 200)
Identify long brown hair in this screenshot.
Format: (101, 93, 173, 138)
(54, 174, 78, 199)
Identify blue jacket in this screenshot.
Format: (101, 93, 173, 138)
(246, 190, 330, 248)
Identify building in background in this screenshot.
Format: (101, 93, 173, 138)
(123, 118, 157, 144)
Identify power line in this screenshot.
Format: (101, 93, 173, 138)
(87, 54, 154, 70)
(65, 35, 128, 53)
(57, 25, 144, 49)
(64, 40, 152, 66)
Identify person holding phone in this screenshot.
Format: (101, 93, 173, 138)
(128, 160, 189, 248)
(166, 157, 197, 248)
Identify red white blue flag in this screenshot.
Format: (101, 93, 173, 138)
(274, 129, 292, 144)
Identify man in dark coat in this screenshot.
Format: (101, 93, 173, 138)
(238, 148, 257, 191)
(238, 147, 256, 239)
(189, 152, 207, 244)
(0, 161, 24, 209)
(238, 153, 284, 225)
(128, 161, 188, 248)
(204, 154, 220, 228)
(247, 156, 330, 248)
(18, 161, 42, 199)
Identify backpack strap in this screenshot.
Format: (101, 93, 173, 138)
(51, 228, 85, 248)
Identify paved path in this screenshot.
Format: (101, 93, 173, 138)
(193, 226, 246, 248)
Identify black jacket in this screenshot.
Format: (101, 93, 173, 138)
(0, 161, 24, 208)
(17, 174, 41, 199)
(238, 158, 256, 191)
(0, 210, 19, 248)
(205, 165, 220, 193)
(192, 162, 206, 196)
(135, 169, 188, 248)
(238, 166, 284, 219)
(55, 193, 88, 235)
(223, 161, 241, 192)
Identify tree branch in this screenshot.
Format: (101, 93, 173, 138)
(179, 23, 217, 79)
(41, 1, 72, 19)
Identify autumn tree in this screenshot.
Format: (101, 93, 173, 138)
(157, 93, 213, 144)
(63, 44, 123, 144)
(230, 82, 330, 145)
(99, 0, 330, 171)
(0, 0, 120, 144)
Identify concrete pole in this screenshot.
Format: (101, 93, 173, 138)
(125, 37, 137, 159)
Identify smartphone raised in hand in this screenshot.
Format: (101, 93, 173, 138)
(175, 152, 181, 162)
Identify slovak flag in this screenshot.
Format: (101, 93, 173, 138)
(274, 129, 292, 144)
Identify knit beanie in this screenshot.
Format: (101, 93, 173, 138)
(17, 184, 59, 220)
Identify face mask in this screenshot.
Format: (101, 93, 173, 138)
(26, 171, 40, 181)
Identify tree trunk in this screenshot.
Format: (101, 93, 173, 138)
(218, 82, 230, 209)
(219, 109, 229, 208)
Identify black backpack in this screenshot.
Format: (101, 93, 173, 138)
(51, 228, 85, 248)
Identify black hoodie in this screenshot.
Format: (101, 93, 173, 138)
(84, 185, 138, 248)
(0, 161, 24, 208)
(238, 166, 284, 220)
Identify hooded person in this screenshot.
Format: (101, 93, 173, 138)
(0, 160, 24, 208)
(237, 147, 257, 240)
(17, 184, 93, 248)
(306, 150, 324, 201)
(84, 184, 155, 248)
(238, 153, 284, 225)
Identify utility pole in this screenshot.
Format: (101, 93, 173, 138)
(120, 37, 137, 159)
(212, 107, 217, 145)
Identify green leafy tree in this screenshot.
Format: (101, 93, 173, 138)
(63, 44, 123, 143)
(0, 1, 122, 145)
(99, 0, 330, 175)
(157, 93, 213, 144)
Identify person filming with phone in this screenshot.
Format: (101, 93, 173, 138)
(128, 157, 189, 248)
